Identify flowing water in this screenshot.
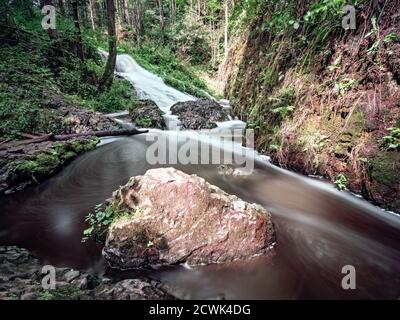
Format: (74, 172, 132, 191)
(1, 55, 400, 300)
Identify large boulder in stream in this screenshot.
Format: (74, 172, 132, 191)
(128, 100, 167, 129)
(170, 99, 229, 130)
(102, 168, 275, 269)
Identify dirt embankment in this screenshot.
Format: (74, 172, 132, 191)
(221, 0, 400, 212)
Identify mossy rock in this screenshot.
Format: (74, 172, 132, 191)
(1, 138, 100, 194)
(368, 151, 400, 211)
(128, 100, 166, 129)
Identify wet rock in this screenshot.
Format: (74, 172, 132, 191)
(0, 246, 173, 300)
(368, 151, 400, 212)
(64, 270, 80, 282)
(94, 279, 174, 300)
(21, 292, 38, 300)
(129, 100, 166, 129)
(73, 277, 88, 290)
(102, 168, 275, 269)
(170, 99, 229, 130)
(61, 106, 123, 134)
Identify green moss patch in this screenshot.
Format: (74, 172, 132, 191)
(3, 138, 100, 192)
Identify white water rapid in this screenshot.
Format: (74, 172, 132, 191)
(101, 51, 246, 131)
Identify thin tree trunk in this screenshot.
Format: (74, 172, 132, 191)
(115, 0, 122, 35)
(132, 0, 142, 44)
(0, 129, 148, 151)
(122, 0, 130, 24)
(157, 0, 165, 44)
(224, 0, 229, 55)
(71, 0, 84, 62)
(169, 0, 176, 26)
(88, 0, 96, 30)
(99, 0, 117, 91)
(59, 0, 65, 15)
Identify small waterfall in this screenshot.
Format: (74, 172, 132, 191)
(111, 52, 194, 111)
(101, 50, 245, 131)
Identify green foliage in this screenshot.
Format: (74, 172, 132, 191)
(328, 56, 342, 72)
(0, 4, 139, 139)
(271, 105, 294, 118)
(381, 127, 400, 151)
(123, 43, 213, 98)
(269, 87, 295, 119)
(147, 240, 155, 248)
(383, 32, 400, 44)
(134, 115, 153, 128)
(0, 94, 62, 138)
(266, 10, 296, 36)
(369, 152, 400, 190)
(38, 286, 82, 300)
(365, 16, 380, 56)
(83, 202, 135, 242)
(334, 78, 356, 96)
(93, 79, 136, 113)
(334, 174, 347, 191)
(83, 204, 116, 238)
(304, 0, 347, 23)
(172, 13, 213, 65)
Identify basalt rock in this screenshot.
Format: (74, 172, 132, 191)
(129, 100, 166, 129)
(170, 99, 229, 130)
(102, 168, 275, 269)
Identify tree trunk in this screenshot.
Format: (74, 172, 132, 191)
(224, 0, 229, 55)
(99, 0, 117, 91)
(71, 0, 84, 62)
(157, 0, 165, 44)
(122, 0, 130, 24)
(0, 129, 148, 151)
(132, 0, 142, 44)
(169, 0, 176, 26)
(88, 0, 96, 30)
(58, 0, 65, 15)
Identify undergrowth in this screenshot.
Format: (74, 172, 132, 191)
(117, 42, 214, 99)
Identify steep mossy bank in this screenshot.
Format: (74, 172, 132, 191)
(222, 0, 400, 211)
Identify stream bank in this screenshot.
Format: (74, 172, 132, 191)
(0, 106, 125, 195)
(220, 1, 400, 212)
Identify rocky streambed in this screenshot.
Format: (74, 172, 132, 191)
(0, 246, 173, 300)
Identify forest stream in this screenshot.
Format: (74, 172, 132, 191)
(1, 53, 400, 300)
